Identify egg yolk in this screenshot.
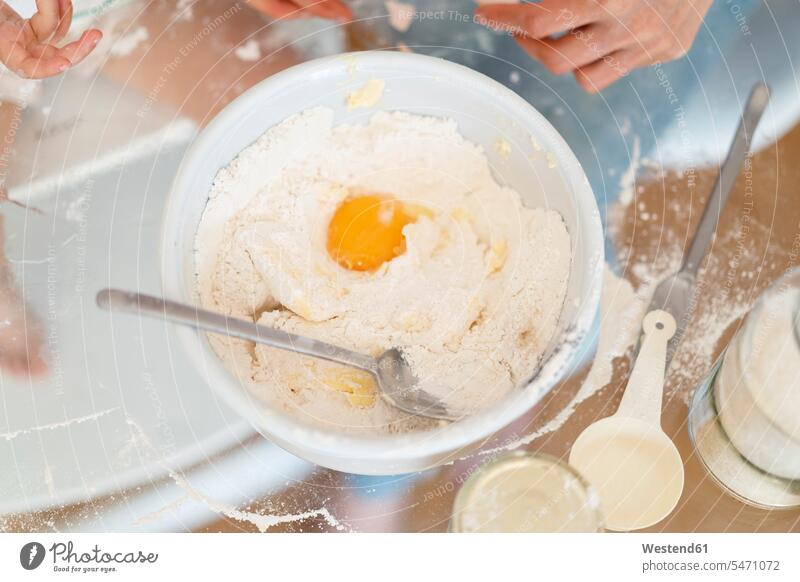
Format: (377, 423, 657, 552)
(327, 194, 417, 271)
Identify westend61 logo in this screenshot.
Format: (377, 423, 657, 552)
(19, 541, 158, 574)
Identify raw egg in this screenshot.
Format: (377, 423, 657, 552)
(327, 194, 420, 271)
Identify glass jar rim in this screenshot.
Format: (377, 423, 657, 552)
(449, 450, 604, 533)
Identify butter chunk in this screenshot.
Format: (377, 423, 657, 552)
(486, 238, 508, 272)
(324, 369, 377, 408)
(346, 78, 386, 110)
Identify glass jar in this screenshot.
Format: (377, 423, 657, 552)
(689, 267, 800, 508)
(72, 0, 139, 27)
(449, 451, 604, 533)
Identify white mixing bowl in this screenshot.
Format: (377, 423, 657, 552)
(161, 52, 603, 475)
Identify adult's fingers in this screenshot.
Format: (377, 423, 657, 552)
(475, 0, 600, 39)
(248, 0, 351, 21)
(573, 48, 649, 93)
(247, 0, 309, 20)
(515, 22, 630, 76)
(29, 0, 61, 42)
(295, 0, 352, 21)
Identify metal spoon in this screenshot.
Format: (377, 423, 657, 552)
(96, 289, 455, 421)
(649, 82, 770, 364)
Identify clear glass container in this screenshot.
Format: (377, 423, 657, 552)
(449, 451, 604, 533)
(689, 267, 800, 508)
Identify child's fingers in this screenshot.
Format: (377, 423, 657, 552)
(26, 43, 59, 59)
(55, 28, 102, 66)
(52, 0, 74, 44)
(19, 54, 71, 78)
(0, 37, 69, 78)
(0, 39, 52, 76)
(0, 346, 48, 377)
(29, 0, 62, 42)
(0, 2, 22, 21)
(14, 29, 100, 75)
(27, 350, 49, 376)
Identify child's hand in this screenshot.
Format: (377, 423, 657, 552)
(0, 0, 102, 79)
(248, 0, 352, 22)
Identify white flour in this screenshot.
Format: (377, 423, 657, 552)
(715, 286, 800, 479)
(577, 265, 651, 399)
(617, 135, 641, 207)
(739, 287, 800, 438)
(109, 25, 149, 57)
(234, 39, 262, 62)
(195, 108, 571, 434)
(478, 264, 648, 455)
(169, 473, 347, 532)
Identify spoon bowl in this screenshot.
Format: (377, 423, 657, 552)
(375, 348, 453, 420)
(570, 416, 684, 531)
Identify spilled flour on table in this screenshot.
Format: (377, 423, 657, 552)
(109, 26, 149, 57)
(121, 418, 347, 532)
(0, 407, 120, 441)
(663, 234, 755, 402)
(169, 472, 348, 532)
(65, 193, 91, 223)
(612, 168, 764, 403)
(479, 263, 649, 455)
(580, 265, 651, 399)
(235, 39, 261, 62)
(617, 135, 641, 207)
(175, 0, 195, 21)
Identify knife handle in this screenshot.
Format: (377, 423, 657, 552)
(682, 83, 770, 276)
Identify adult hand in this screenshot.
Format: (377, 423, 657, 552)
(475, 0, 713, 93)
(248, 0, 352, 22)
(0, 0, 102, 79)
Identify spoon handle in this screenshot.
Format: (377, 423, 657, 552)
(616, 310, 677, 426)
(682, 83, 770, 276)
(96, 289, 377, 373)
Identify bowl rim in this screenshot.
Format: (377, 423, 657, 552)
(160, 51, 604, 468)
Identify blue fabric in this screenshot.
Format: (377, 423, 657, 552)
(384, 0, 767, 210)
